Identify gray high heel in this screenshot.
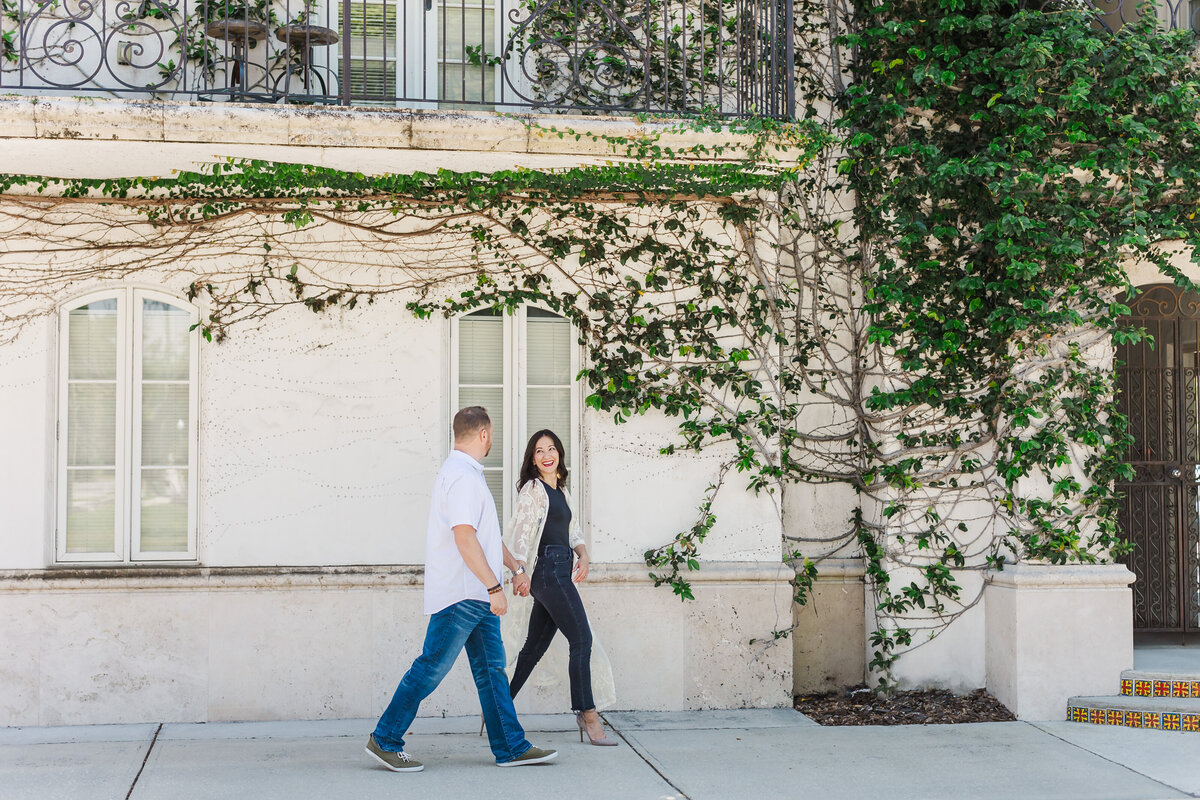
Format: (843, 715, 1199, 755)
(575, 712, 618, 746)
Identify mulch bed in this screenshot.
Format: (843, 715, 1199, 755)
(795, 686, 1017, 726)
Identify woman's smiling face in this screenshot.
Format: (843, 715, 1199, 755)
(534, 435, 559, 478)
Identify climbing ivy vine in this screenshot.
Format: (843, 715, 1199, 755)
(840, 0, 1200, 681)
(2, 0, 1200, 689)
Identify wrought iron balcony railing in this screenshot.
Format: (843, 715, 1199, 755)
(2, 1, 1194, 119)
(1022, 0, 1198, 32)
(0, 0, 797, 117)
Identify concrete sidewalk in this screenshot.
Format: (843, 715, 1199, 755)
(2, 710, 1197, 800)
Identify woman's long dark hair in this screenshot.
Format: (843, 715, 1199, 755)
(517, 429, 569, 491)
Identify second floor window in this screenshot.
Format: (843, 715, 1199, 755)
(58, 290, 199, 563)
(454, 306, 577, 520)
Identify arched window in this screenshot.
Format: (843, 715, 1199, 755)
(452, 306, 578, 520)
(57, 290, 199, 562)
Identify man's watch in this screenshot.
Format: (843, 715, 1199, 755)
(513, 565, 527, 576)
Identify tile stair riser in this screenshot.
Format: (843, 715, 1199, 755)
(1120, 677, 1200, 699)
(1067, 698, 1200, 733)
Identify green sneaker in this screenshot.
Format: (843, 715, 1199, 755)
(365, 734, 424, 772)
(497, 745, 558, 767)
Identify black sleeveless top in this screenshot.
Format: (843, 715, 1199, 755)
(538, 479, 572, 553)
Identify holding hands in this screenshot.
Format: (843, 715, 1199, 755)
(512, 568, 531, 598)
(509, 550, 589, 596)
(489, 589, 508, 616)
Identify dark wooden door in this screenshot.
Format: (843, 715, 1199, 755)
(1116, 284, 1200, 632)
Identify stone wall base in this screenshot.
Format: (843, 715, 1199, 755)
(985, 563, 1135, 721)
(792, 559, 865, 695)
(0, 562, 791, 726)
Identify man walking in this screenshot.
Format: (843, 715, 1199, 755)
(366, 406, 557, 771)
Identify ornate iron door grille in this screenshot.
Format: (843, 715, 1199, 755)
(1117, 284, 1200, 632)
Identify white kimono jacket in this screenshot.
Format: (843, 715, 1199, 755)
(501, 478, 617, 710)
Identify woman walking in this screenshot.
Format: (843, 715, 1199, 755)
(502, 429, 617, 746)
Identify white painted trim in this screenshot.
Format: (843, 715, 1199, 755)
(399, 0, 438, 107)
(56, 290, 125, 563)
(513, 303, 524, 519)
(129, 294, 145, 560)
(0, 561, 787, 592)
(449, 308, 509, 517)
(501, 306, 515, 519)
(985, 563, 1136, 590)
(450, 305, 581, 525)
(55, 288, 200, 565)
(129, 289, 199, 562)
(429, 0, 504, 107)
(569, 307, 582, 542)
(518, 303, 580, 514)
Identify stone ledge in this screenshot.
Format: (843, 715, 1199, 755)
(808, 557, 865, 581)
(0, 560, 786, 593)
(0, 95, 794, 179)
(984, 562, 1135, 590)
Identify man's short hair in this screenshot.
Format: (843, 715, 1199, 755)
(453, 406, 491, 440)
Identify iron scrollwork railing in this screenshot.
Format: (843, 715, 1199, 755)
(1125, 284, 1200, 320)
(0, 0, 796, 116)
(2, 0, 1195, 116)
(2, 0, 344, 102)
(495, 0, 793, 115)
(7, 0, 189, 93)
(1019, 0, 1199, 32)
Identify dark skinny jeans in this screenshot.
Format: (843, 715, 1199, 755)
(508, 544, 595, 712)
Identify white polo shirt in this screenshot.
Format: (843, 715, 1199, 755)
(424, 449, 504, 615)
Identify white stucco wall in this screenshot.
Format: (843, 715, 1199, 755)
(0, 319, 54, 569)
(0, 98, 797, 724)
(196, 300, 446, 566)
(0, 563, 792, 726)
(0, 279, 792, 724)
(0, 287, 784, 569)
(1, 94, 1153, 725)
(985, 564, 1134, 720)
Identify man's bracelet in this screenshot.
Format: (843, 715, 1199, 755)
(487, 583, 503, 595)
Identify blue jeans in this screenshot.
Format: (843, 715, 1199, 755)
(373, 599, 531, 763)
(508, 544, 595, 713)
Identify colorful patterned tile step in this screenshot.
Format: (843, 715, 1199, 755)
(1120, 678, 1200, 698)
(1068, 704, 1200, 732)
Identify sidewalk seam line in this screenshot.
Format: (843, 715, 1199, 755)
(125, 722, 162, 800)
(602, 714, 690, 800)
(1026, 721, 1199, 798)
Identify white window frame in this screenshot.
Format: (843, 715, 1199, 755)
(337, 0, 533, 109)
(450, 305, 581, 522)
(56, 288, 200, 564)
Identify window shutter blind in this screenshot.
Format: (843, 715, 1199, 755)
(526, 387, 570, 447)
(141, 300, 190, 380)
(526, 313, 571, 384)
(65, 300, 120, 554)
(459, 312, 503, 384)
(68, 300, 118, 379)
(459, 311, 505, 512)
(458, 385, 504, 469)
(525, 310, 572, 463)
(344, 0, 398, 101)
(138, 299, 191, 554)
